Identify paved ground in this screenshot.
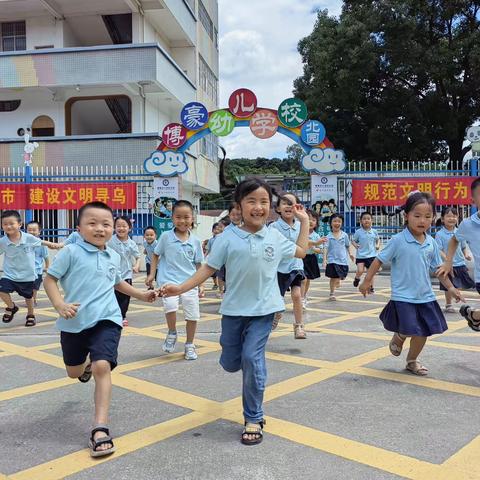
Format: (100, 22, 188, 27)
(1, 274, 480, 479)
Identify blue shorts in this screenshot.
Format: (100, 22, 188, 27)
(60, 320, 122, 370)
(0, 278, 34, 299)
(33, 274, 43, 291)
(355, 257, 376, 268)
(277, 270, 305, 296)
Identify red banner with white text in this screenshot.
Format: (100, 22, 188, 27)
(351, 177, 474, 206)
(0, 183, 137, 210)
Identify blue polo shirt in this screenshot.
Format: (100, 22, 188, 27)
(47, 240, 123, 333)
(64, 231, 82, 245)
(378, 228, 442, 303)
(34, 245, 49, 275)
(325, 231, 350, 265)
(154, 229, 203, 285)
(435, 227, 466, 267)
(0, 232, 42, 282)
(270, 218, 304, 273)
(307, 231, 322, 255)
(207, 225, 297, 316)
(353, 228, 379, 259)
(455, 213, 480, 282)
(206, 236, 216, 255)
(143, 239, 158, 265)
(108, 235, 140, 280)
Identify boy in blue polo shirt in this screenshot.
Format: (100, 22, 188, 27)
(44, 201, 157, 458)
(0, 210, 59, 327)
(26, 221, 50, 306)
(439, 178, 480, 329)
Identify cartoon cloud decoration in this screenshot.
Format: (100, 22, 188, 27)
(301, 148, 346, 174)
(144, 151, 189, 177)
(466, 126, 480, 144)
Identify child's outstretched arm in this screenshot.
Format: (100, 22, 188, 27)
(437, 236, 459, 277)
(293, 205, 309, 257)
(162, 264, 216, 297)
(436, 273, 465, 303)
(146, 253, 159, 287)
(43, 274, 79, 318)
(41, 240, 62, 250)
(359, 259, 382, 296)
(115, 280, 157, 303)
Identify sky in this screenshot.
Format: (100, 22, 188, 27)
(217, 0, 342, 159)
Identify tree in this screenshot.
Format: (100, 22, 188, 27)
(294, 2, 480, 166)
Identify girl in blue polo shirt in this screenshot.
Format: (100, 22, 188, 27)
(323, 214, 354, 300)
(146, 200, 204, 361)
(161, 178, 309, 446)
(359, 192, 463, 376)
(352, 211, 380, 292)
(435, 207, 474, 313)
(143, 226, 158, 280)
(108, 216, 140, 327)
(271, 193, 307, 339)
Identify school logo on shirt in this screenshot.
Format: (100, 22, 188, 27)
(107, 265, 117, 281)
(263, 245, 275, 262)
(23, 246, 33, 253)
(184, 246, 195, 260)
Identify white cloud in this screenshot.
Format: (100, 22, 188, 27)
(301, 148, 346, 174)
(144, 151, 189, 176)
(218, 0, 342, 158)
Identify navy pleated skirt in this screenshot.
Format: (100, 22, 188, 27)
(439, 266, 475, 291)
(380, 300, 448, 337)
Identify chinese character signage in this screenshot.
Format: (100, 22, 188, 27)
(181, 102, 209, 130)
(352, 177, 475, 206)
(228, 88, 257, 118)
(0, 183, 137, 210)
(249, 109, 279, 139)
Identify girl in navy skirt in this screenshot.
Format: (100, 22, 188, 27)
(359, 192, 464, 375)
(435, 207, 475, 313)
(301, 211, 325, 309)
(323, 214, 354, 301)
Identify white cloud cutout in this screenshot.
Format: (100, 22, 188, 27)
(301, 148, 346, 174)
(218, 0, 342, 158)
(144, 151, 189, 176)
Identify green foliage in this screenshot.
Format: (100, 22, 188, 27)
(294, 2, 480, 165)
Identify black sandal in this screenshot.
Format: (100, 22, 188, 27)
(2, 304, 19, 323)
(89, 425, 116, 457)
(78, 363, 92, 383)
(241, 420, 265, 446)
(460, 305, 480, 331)
(25, 314, 36, 327)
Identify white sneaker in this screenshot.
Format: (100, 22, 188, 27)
(184, 343, 198, 360)
(162, 332, 177, 353)
(302, 297, 308, 310)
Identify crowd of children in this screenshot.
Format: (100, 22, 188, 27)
(1, 177, 480, 454)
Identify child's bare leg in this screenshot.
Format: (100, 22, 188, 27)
(329, 278, 336, 295)
(303, 279, 311, 298)
(407, 336, 427, 362)
(445, 291, 453, 307)
(0, 292, 14, 308)
(25, 297, 35, 316)
(165, 311, 177, 332)
(65, 361, 89, 379)
(185, 319, 197, 344)
(355, 264, 364, 281)
(92, 360, 113, 450)
(291, 286, 303, 324)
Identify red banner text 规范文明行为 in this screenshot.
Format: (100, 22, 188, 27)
(0, 183, 137, 210)
(351, 177, 475, 206)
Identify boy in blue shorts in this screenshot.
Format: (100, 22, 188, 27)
(0, 210, 59, 327)
(26, 221, 50, 306)
(44, 201, 157, 457)
(439, 178, 480, 329)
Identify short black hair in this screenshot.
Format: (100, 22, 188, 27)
(219, 217, 231, 226)
(329, 213, 344, 226)
(212, 222, 220, 231)
(441, 206, 458, 218)
(172, 200, 194, 214)
(143, 225, 156, 234)
(77, 202, 114, 224)
(234, 178, 272, 205)
(1, 210, 21, 222)
(228, 202, 239, 213)
(471, 177, 480, 193)
(360, 211, 372, 221)
(26, 220, 41, 228)
(403, 191, 436, 215)
(115, 215, 132, 229)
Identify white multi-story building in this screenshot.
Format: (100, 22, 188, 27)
(0, 0, 220, 206)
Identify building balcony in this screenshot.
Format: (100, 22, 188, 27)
(0, 43, 196, 105)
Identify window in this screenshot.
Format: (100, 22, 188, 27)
(200, 133, 218, 161)
(1, 21, 26, 52)
(199, 55, 218, 104)
(32, 115, 55, 137)
(0, 100, 21, 112)
(199, 1, 214, 42)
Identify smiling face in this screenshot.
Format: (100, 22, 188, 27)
(405, 202, 434, 237)
(240, 187, 271, 232)
(78, 207, 114, 249)
(361, 214, 372, 230)
(144, 228, 156, 244)
(115, 218, 131, 240)
(213, 224, 224, 236)
(229, 204, 242, 225)
(308, 213, 318, 231)
(442, 211, 458, 230)
(277, 194, 297, 223)
(27, 222, 41, 237)
(172, 205, 194, 234)
(1, 215, 22, 239)
(331, 216, 343, 232)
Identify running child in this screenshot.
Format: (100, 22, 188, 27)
(143, 226, 158, 279)
(301, 210, 324, 310)
(0, 210, 60, 327)
(323, 214, 354, 300)
(161, 178, 309, 445)
(44, 201, 156, 457)
(206, 222, 225, 291)
(438, 178, 480, 329)
(108, 216, 141, 327)
(26, 221, 49, 306)
(360, 192, 463, 375)
(271, 193, 307, 339)
(146, 200, 204, 360)
(352, 211, 381, 291)
(435, 207, 474, 313)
